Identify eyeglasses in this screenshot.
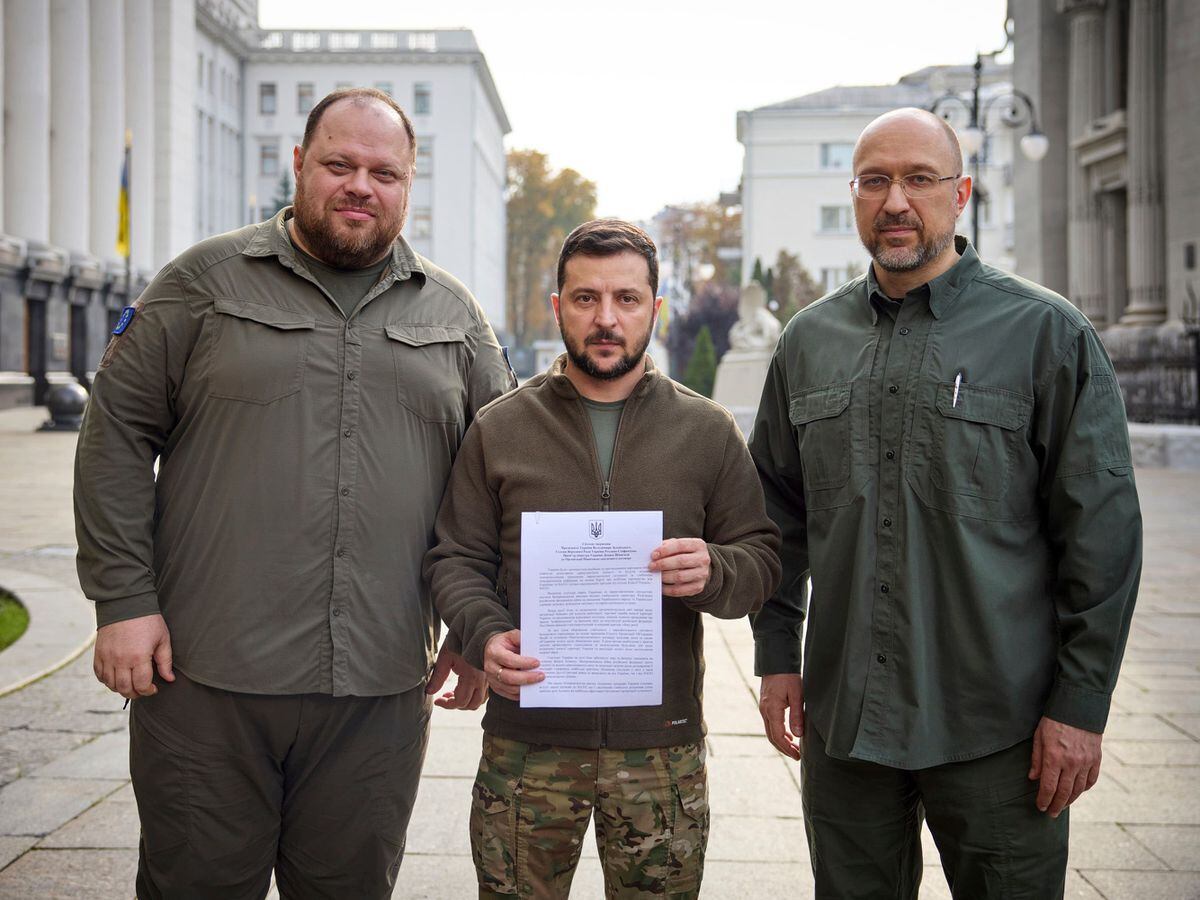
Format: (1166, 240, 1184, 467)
(849, 173, 961, 200)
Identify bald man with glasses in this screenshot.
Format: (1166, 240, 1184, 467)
(749, 108, 1142, 899)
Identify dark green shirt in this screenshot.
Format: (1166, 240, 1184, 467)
(289, 233, 390, 319)
(74, 209, 516, 697)
(581, 396, 625, 480)
(749, 237, 1142, 769)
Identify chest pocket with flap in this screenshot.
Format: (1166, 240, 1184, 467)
(788, 382, 853, 493)
(208, 298, 315, 404)
(386, 323, 470, 425)
(926, 382, 1032, 501)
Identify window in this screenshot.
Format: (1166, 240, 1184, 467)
(374, 81, 393, 97)
(415, 138, 432, 176)
(820, 268, 842, 292)
(820, 143, 854, 170)
(408, 32, 437, 51)
(259, 82, 277, 115)
(297, 82, 314, 114)
(207, 59, 215, 95)
(410, 208, 432, 239)
(197, 53, 204, 87)
(292, 32, 320, 51)
(259, 142, 279, 176)
(819, 205, 854, 233)
(336, 81, 354, 90)
(414, 82, 431, 115)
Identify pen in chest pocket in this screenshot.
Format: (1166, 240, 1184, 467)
(952, 371, 963, 408)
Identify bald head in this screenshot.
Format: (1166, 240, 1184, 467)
(853, 107, 963, 175)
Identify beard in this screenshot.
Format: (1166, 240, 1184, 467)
(863, 212, 955, 273)
(290, 178, 407, 269)
(560, 323, 654, 382)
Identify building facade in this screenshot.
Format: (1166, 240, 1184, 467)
(0, 0, 509, 408)
(737, 64, 1018, 296)
(1012, 0, 1199, 422)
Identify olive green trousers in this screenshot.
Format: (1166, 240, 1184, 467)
(802, 728, 1069, 899)
(129, 671, 430, 899)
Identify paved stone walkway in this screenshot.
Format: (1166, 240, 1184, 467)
(0, 406, 1197, 898)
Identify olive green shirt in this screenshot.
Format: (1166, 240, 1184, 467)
(74, 209, 516, 696)
(581, 396, 625, 480)
(749, 237, 1142, 769)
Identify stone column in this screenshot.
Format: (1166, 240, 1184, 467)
(124, 0, 155, 274)
(89, 0, 124, 267)
(50, 0, 90, 255)
(152, 0, 196, 265)
(1061, 0, 1107, 324)
(3, 0, 51, 242)
(1120, 0, 1167, 325)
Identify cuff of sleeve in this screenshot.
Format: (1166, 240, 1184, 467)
(681, 548, 726, 610)
(1044, 680, 1112, 733)
(754, 632, 803, 676)
(463, 618, 515, 670)
(95, 592, 161, 628)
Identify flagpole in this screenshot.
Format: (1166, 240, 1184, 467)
(124, 129, 132, 302)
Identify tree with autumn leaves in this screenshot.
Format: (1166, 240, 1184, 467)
(505, 150, 597, 347)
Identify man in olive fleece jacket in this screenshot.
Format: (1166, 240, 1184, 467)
(424, 219, 780, 898)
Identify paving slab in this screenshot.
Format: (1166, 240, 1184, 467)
(1124, 824, 1200, 870)
(1079, 869, 1200, 899)
(31, 731, 129, 781)
(1167, 714, 1200, 741)
(420, 721, 483, 778)
(0, 729, 89, 788)
(1105, 739, 1200, 766)
(1066, 821, 1168, 870)
(404, 776, 472, 858)
(0, 777, 124, 837)
(0, 836, 35, 871)
(37, 784, 139, 850)
(1104, 713, 1195, 741)
(0, 847, 138, 899)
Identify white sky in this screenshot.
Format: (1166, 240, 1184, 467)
(259, 0, 1012, 220)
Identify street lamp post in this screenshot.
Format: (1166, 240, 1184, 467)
(929, 48, 1049, 252)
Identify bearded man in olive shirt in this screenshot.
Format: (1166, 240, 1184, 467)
(74, 88, 513, 898)
(750, 108, 1141, 899)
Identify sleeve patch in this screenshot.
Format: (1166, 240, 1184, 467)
(112, 305, 137, 335)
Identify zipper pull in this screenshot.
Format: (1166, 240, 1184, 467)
(601, 481, 611, 508)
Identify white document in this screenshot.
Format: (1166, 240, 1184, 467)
(520, 510, 663, 708)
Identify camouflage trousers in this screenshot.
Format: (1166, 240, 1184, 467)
(471, 734, 709, 899)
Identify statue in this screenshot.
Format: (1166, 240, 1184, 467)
(712, 281, 782, 432)
(727, 282, 781, 352)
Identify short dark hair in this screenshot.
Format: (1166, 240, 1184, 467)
(301, 87, 417, 159)
(556, 218, 659, 296)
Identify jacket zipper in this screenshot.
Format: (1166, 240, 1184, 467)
(575, 377, 642, 750)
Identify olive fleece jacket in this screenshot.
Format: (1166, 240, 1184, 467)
(424, 355, 781, 749)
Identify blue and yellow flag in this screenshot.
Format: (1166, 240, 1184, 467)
(116, 131, 131, 258)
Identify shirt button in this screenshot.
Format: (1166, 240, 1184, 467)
(886, 449, 896, 460)
(336, 547, 346, 558)
(899, 327, 910, 336)
(341, 487, 350, 496)
(880, 583, 890, 594)
(888, 385, 899, 394)
(332, 608, 341, 617)
(347, 371, 357, 381)
(343, 428, 352, 437)
(877, 654, 887, 664)
(883, 517, 892, 527)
